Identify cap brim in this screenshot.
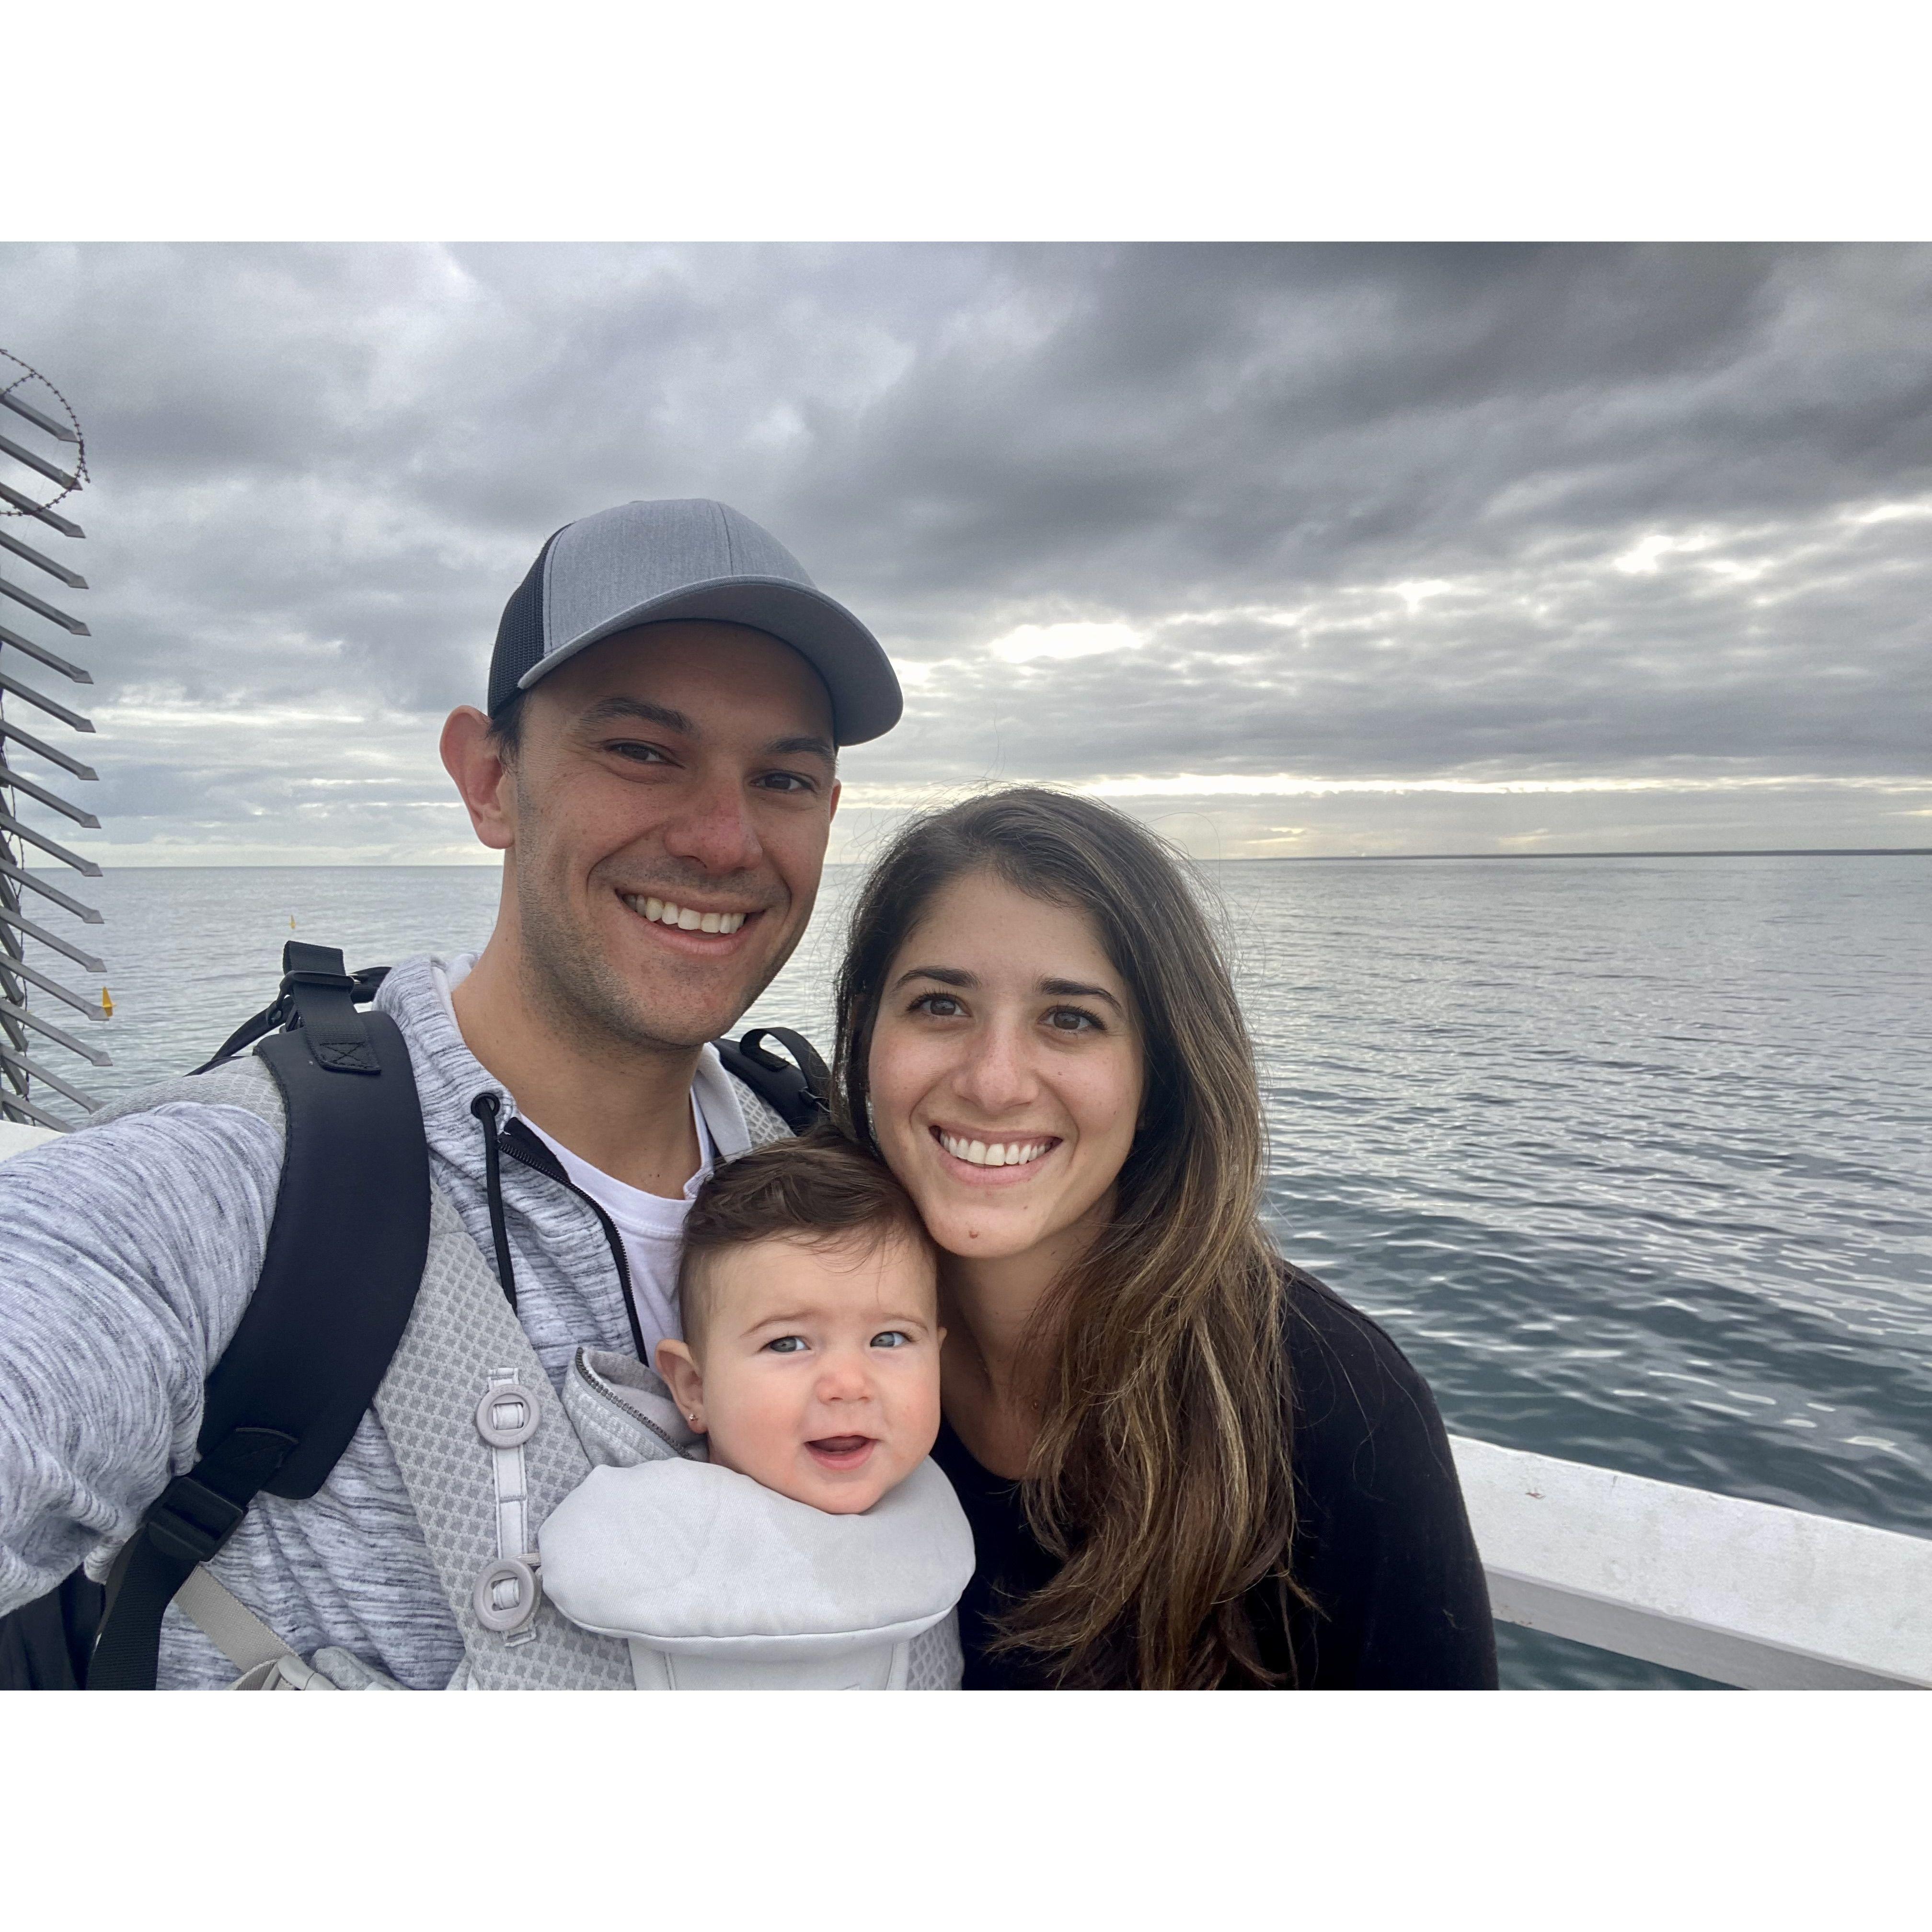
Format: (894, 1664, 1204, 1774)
(517, 575, 902, 745)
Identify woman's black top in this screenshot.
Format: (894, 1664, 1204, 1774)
(930, 1267, 1499, 1690)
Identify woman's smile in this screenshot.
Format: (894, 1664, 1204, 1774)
(929, 1124, 1062, 1178)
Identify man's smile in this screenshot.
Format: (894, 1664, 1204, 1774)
(616, 887, 770, 949)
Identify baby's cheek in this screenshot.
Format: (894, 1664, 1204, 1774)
(710, 1374, 797, 1477)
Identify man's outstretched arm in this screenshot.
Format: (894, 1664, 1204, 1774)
(0, 1104, 279, 1615)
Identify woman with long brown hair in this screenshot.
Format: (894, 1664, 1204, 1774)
(835, 787, 1495, 1688)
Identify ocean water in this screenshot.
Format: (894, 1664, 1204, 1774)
(12, 856, 1931, 1690)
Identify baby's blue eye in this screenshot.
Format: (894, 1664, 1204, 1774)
(766, 1335, 808, 1354)
(870, 1330, 911, 1349)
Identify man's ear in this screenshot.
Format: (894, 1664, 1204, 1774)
(440, 706, 517, 853)
(655, 1338, 706, 1432)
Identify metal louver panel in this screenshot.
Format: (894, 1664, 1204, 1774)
(0, 348, 109, 1129)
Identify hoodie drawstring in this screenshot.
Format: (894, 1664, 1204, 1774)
(471, 1092, 519, 1311)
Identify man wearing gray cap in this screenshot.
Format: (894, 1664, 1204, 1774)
(0, 500, 905, 1690)
(443, 497, 898, 1261)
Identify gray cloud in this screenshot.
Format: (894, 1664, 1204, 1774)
(1, 242, 1927, 863)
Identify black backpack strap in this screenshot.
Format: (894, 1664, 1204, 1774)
(713, 1025, 831, 1133)
(87, 944, 429, 1690)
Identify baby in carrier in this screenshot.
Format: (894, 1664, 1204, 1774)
(540, 1129, 974, 1689)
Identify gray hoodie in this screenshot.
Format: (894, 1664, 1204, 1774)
(0, 953, 784, 1689)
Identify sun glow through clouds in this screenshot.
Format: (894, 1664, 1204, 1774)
(989, 620, 1144, 665)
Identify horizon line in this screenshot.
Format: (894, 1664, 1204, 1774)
(1255, 846, 1932, 862)
(32, 845, 1932, 870)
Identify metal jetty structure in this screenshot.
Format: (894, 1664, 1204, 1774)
(0, 349, 109, 1134)
(0, 367, 1923, 1692)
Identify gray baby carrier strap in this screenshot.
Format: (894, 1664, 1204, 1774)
(368, 1184, 632, 1689)
(171, 1235, 635, 1692)
(174, 1186, 634, 1690)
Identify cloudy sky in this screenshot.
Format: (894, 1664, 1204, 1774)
(2, 242, 1928, 866)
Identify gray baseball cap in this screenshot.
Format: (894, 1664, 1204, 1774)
(488, 498, 901, 745)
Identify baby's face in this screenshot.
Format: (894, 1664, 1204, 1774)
(662, 1230, 943, 1515)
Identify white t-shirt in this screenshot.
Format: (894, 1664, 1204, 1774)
(521, 1107, 714, 1363)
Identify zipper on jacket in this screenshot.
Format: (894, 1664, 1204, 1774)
(568, 1352, 689, 1460)
(494, 1116, 650, 1363)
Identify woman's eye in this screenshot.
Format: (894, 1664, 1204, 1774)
(910, 992, 965, 1019)
(870, 1330, 911, 1349)
(1045, 1006, 1101, 1034)
(765, 1335, 808, 1354)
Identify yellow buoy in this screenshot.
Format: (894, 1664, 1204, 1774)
(290, 915, 297, 930)
(102, 986, 114, 1018)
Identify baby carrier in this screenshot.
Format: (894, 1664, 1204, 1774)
(540, 1350, 973, 1690)
(0, 942, 928, 1690)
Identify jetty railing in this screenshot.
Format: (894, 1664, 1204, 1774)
(1450, 1435, 1932, 1689)
(0, 350, 109, 1130)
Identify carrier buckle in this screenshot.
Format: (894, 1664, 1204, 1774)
(144, 1472, 249, 1565)
(143, 1427, 299, 1564)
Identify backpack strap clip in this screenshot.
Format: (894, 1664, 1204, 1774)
(142, 1428, 297, 1566)
(88, 1426, 299, 1690)
(278, 943, 379, 1075)
(280, 966, 355, 993)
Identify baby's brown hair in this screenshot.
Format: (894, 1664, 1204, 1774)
(678, 1128, 934, 1347)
